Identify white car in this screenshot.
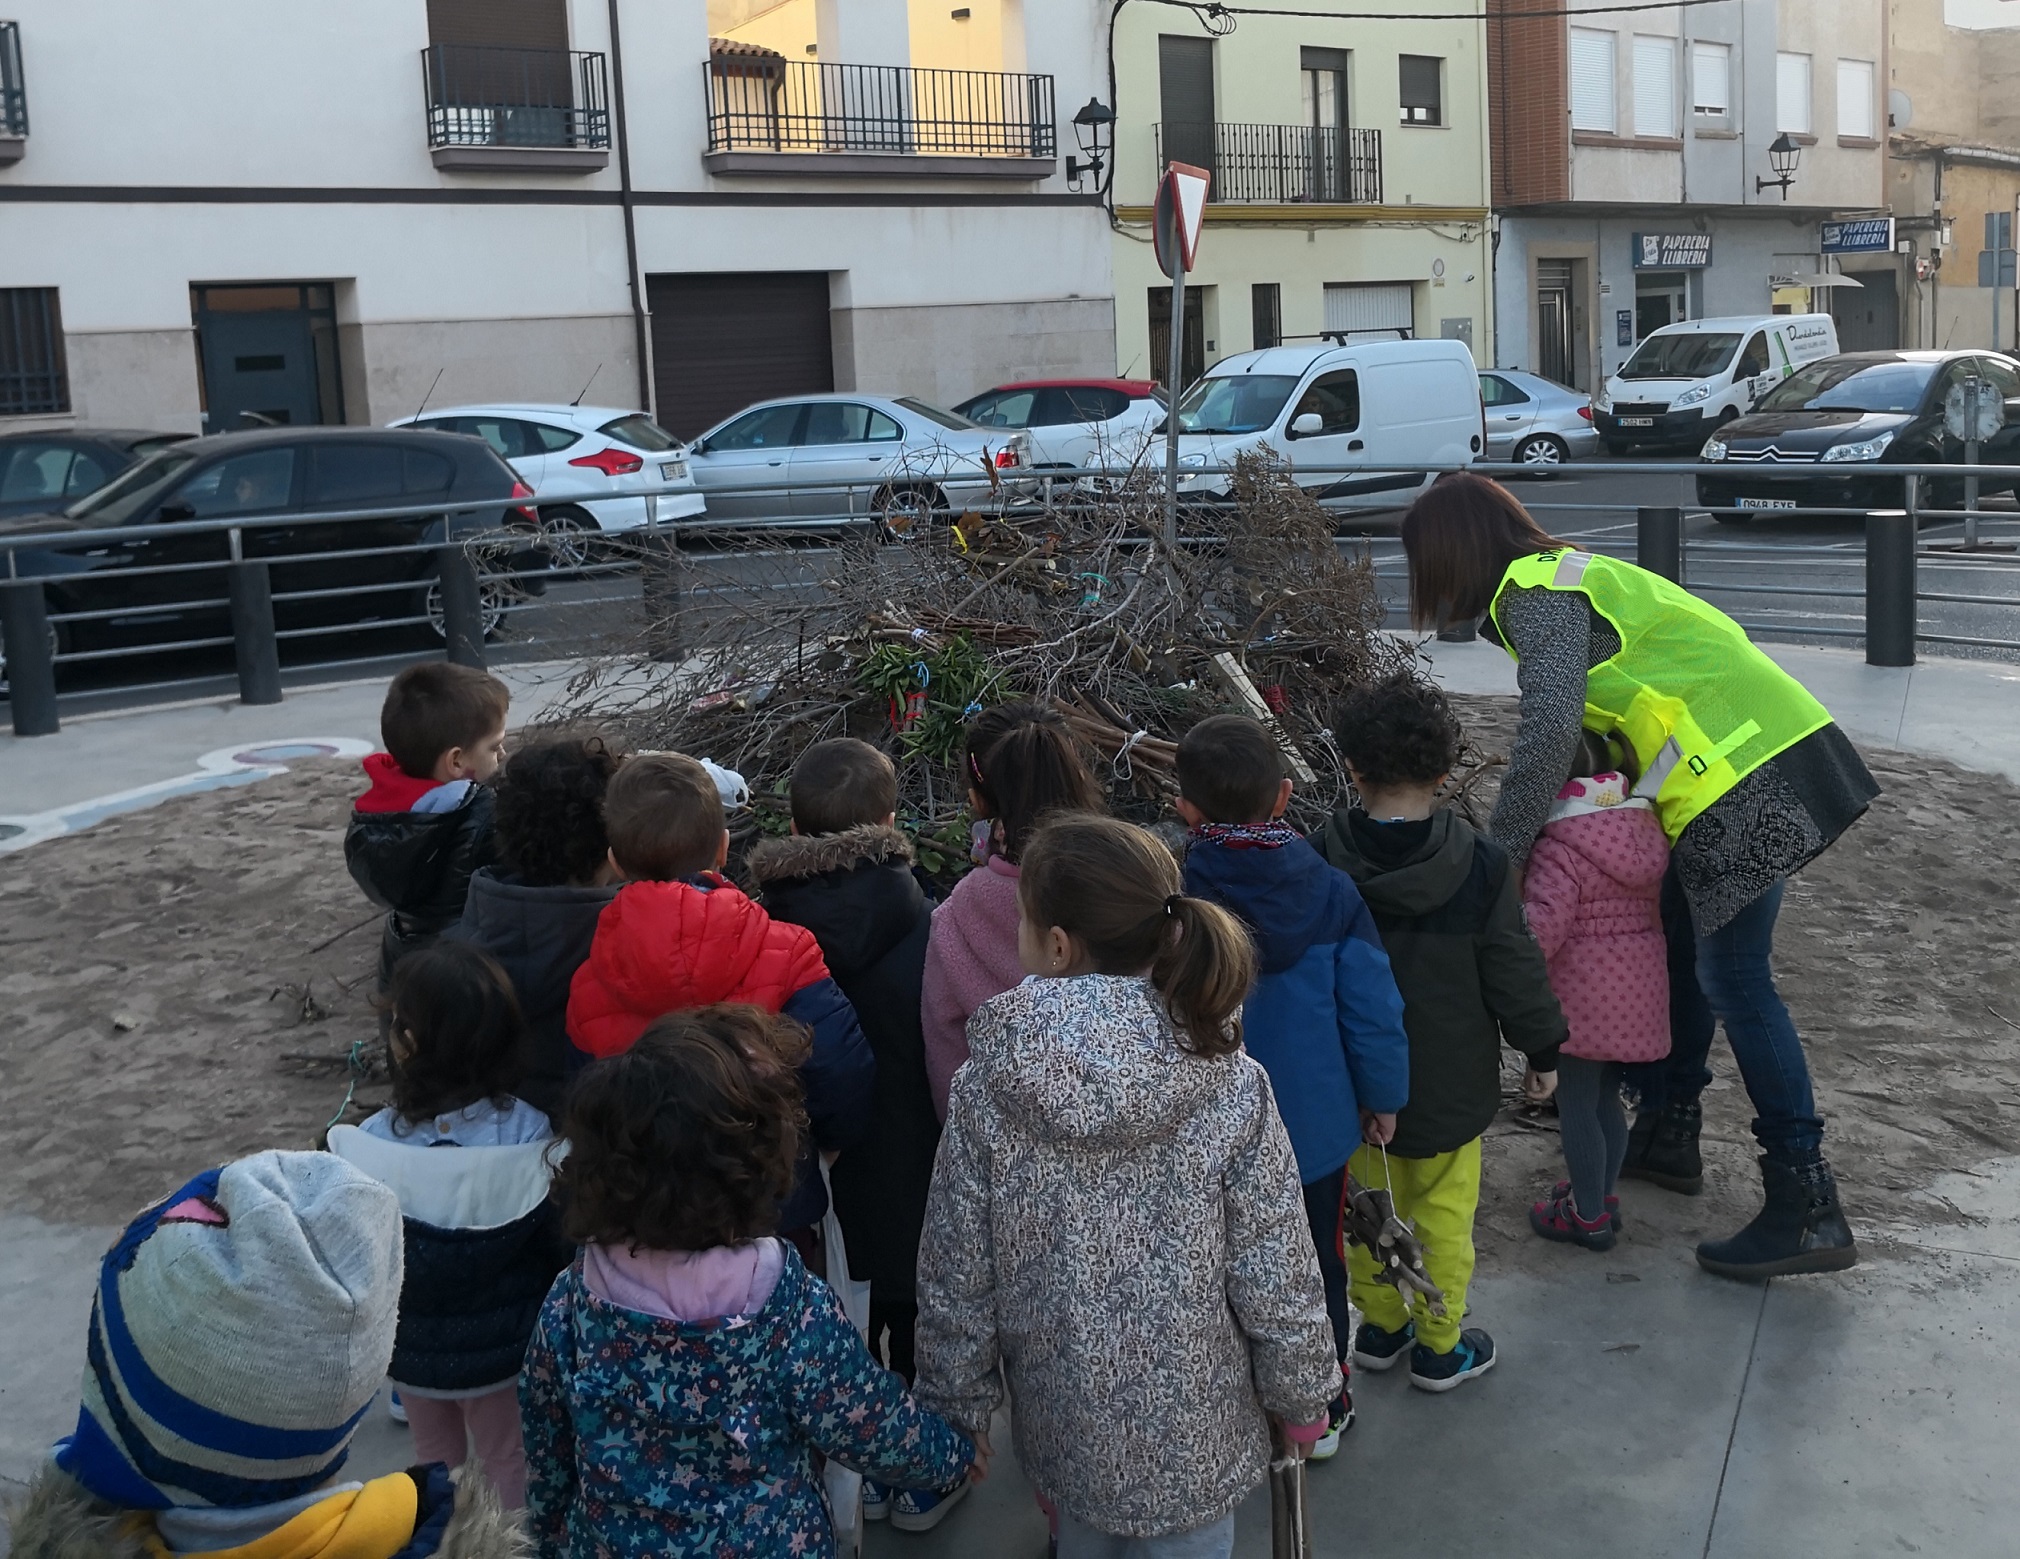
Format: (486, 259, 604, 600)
(952, 378, 1165, 473)
(685, 393, 1032, 526)
(389, 403, 706, 563)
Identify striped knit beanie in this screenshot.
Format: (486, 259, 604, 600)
(52, 1150, 403, 1510)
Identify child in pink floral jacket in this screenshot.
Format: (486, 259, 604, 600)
(1522, 734, 1670, 1251)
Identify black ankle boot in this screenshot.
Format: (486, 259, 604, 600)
(1696, 1156, 1858, 1281)
(1620, 1100, 1703, 1195)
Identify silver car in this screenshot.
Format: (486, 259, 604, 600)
(684, 393, 1033, 526)
(1479, 370, 1599, 467)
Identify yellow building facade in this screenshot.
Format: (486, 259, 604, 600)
(1109, 2, 1493, 385)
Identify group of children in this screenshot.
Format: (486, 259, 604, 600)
(21, 656, 1675, 1559)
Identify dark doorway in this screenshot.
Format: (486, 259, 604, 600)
(1831, 270, 1899, 351)
(191, 284, 343, 435)
(1148, 285, 1206, 392)
(1634, 271, 1687, 340)
(646, 272, 834, 439)
(1158, 35, 1216, 173)
(1536, 259, 1573, 387)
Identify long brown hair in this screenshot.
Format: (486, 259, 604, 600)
(1019, 813, 1256, 1057)
(964, 701, 1104, 862)
(1399, 472, 1569, 629)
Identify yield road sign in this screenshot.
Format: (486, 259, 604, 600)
(1153, 161, 1211, 279)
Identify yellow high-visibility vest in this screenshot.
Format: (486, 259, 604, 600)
(1487, 549, 1832, 841)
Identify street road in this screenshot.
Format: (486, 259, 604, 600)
(13, 458, 2020, 719)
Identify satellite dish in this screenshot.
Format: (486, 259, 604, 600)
(1889, 88, 1912, 129)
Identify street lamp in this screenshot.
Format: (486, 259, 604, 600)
(1067, 97, 1115, 191)
(1755, 132, 1802, 200)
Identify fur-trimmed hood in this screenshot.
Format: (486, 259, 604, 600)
(747, 824, 913, 886)
(7, 1463, 529, 1559)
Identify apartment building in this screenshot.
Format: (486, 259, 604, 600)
(1111, 1, 1493, 385)
(1487, 0, 1887, 391)
(0, 0, 1113, 439)
(1884, 0, 2020, 351)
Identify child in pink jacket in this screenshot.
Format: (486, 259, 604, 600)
(1522, 735, 1670, 1252)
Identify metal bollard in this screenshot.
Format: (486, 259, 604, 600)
(0, 577, 60, 736)
(1865, 510, 1916, 667)
(1637, 505, 1684, 583)
(434, 544, 487, 670)
(227, 560, 284, 706)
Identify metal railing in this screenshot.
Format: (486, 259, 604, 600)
(8, 460, 2020, 736)
(0, 21, 25, 138)
(1155, 122, 1382, 204)
(704, 58, 1055, 158)
(422, 43, 610, 151)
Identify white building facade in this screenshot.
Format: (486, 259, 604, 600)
(0, 0, 1116, 439)
(1486, 0, 1887, 390)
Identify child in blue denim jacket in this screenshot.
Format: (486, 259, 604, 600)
(520, 1005, 982, 1559)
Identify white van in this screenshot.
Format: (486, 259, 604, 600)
(1168, 339, 1482, 508)
(1593, 314, 1838, 452)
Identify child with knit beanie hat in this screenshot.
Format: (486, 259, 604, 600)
(10, 1149, 525, 1559)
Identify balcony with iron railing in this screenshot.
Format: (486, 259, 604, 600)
(703, 52, 1056, 178)
(1, 21, 26, 163)
(1155, 122, 1382, 205)
(422, 42, 610, 172)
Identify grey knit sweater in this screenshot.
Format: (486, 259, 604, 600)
(1488, 586, 1877, 933)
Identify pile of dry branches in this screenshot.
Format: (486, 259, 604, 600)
(552, 452, 1449, 874)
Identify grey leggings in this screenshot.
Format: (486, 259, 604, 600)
(1558, 1056, 1628, 1221)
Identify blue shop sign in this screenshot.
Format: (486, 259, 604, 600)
(1820, 217, 1895, 254)
(1632, 233, 1712, 269)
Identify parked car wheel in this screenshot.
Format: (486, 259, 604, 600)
(421, 575, 513, 645)
(1515, 433, 1568, 468)
(1601, 438, 1632, 457)
(875, 481, 950, 534)
(536, 504, 601, 571)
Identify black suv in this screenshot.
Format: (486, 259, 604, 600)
(1696, 350, 2020, 519)
(0, 426, 533, 660)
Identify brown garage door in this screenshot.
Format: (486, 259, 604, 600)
(647, 272, 834, 440)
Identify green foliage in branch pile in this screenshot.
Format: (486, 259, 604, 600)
(855, 636, 1012, 767)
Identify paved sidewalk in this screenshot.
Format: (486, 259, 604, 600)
(4, 644, 2018, 1554)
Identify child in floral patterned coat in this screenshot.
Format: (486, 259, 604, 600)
(520, 1006, 981, 1559)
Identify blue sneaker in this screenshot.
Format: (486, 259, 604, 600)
(862, 1481, 891, 1522)
(1350, 1320, 1414, 1373)
(889, 1480, 970, 1533)
(1408, 1328, 1497, 1394)
(386, 1389, 407, 1425)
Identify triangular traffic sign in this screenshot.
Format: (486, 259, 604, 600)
(1169, 161, 1209, 269)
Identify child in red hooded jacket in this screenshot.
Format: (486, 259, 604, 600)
(1522, 732, 1670, 1252)
(567, 753, 876, 1232)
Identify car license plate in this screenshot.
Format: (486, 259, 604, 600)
(1736, 497, 1797, 511)
(1618, 416, 1654, 427)
(660, 460, 687, 480)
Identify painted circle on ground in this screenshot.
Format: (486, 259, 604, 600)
(0, 824, 23, 841)
(232, 742, 343, 765)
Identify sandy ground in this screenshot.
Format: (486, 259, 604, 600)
(2, 703, 2017, 1276)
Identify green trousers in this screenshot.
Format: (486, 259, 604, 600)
(1345, 1136, 1481, 1355)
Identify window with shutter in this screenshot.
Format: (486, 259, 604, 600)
(1398, 55, 1441, 125)
(1569, 29, 1616, 133)
(1776, 51, 1810, 134)
(1691, 41, 1730, 116)
(1159, 35, 1216, 169)
(1836, 58, 1874, 139)
(1632, 35, 1676, 138)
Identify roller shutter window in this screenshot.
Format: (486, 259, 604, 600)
(1323, 282, 1414, 338)
(1570, 29, 1616, 134)
(425, 0, 568, 48)
(1398, 55, 1441, 126)
(1776, 51, 1810, 135)
(1159, 35, 1216, 171)
(646, 273, 835, 441)
(1837, 58, 1874, 139)
(1692, 41, 1730, 118)
(1632, 36, 1676, 139)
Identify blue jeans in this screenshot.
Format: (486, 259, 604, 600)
(1625, 866, 1825, 1164)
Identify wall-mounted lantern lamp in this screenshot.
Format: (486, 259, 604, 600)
(1068, 97, 1115, 191)
(1755, 132, 1802, 200)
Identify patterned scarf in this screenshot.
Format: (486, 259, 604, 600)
(1190, 820, 1301, 850)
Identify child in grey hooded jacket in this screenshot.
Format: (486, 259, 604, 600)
(915, 814, 1339, 1558)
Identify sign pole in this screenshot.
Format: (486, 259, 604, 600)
(1164, 256, 1185, 548)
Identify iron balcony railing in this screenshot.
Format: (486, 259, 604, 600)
(1, 21, 26, 138)
(705, 57, 1055, 158)
(422, 43, 610, 150)
(1156, 122, 1382, 204)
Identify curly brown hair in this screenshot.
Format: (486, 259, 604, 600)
(1331, 672, 1463, 789)
(559, 1005, 810, 1252)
